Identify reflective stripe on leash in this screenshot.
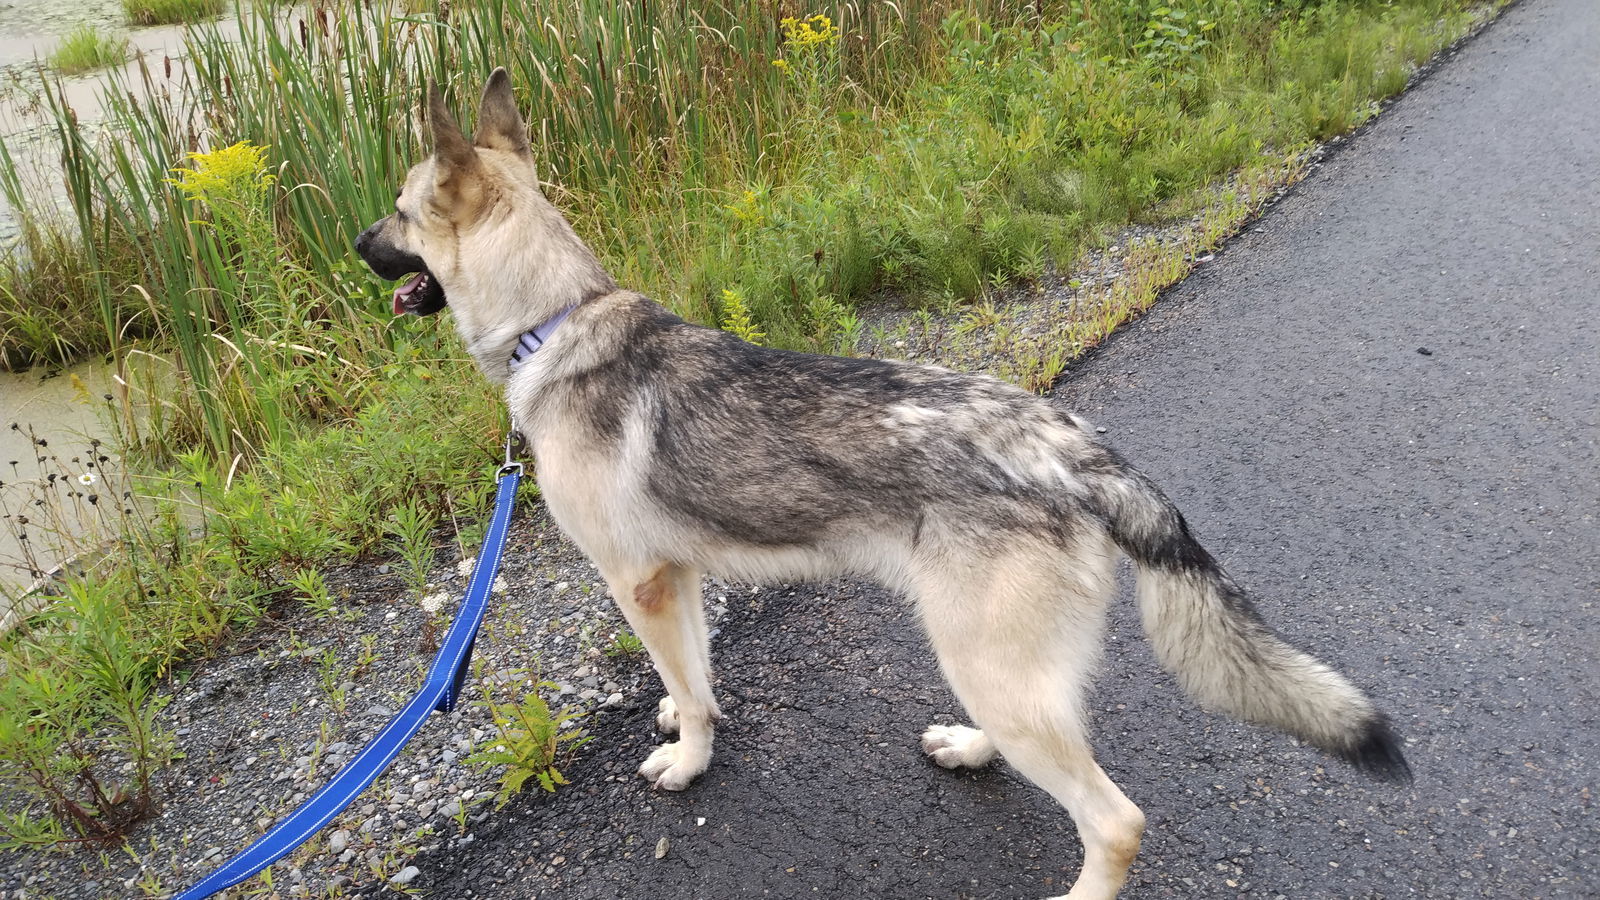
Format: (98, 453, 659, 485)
(175, 461, 523, 899)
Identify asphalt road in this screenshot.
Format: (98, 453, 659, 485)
(388, 0, 1598, 896)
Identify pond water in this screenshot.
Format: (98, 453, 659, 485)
(0, 359, 125, 611)
(0, 0, 126, 46)
(0, 0, 239, 243)
(0, 1, 208, 608)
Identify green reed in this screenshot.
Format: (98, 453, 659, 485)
(0, 0, 1484, 462)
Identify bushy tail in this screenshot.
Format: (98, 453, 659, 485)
(1089, 455, 1412, 783)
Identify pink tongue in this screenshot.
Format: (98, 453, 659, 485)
(392, 273, 425, 315)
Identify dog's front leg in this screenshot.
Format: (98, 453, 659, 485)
(604, 562, 720, 790)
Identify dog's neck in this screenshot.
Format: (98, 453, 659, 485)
(504, 281, 613, 371)
(453, 199, 617, 379)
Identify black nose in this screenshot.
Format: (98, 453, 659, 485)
(354, 225, 375, 256)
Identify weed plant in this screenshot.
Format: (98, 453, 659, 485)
(122, 0, 227, 27)
(467, 672, 591, 807)
(385, 499, 439, 599)
(604, 628, 645, 659)
(47, 26, 130, 76)
(0, 428, 224, 844)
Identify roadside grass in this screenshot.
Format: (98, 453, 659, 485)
(46, 26, 130, 76)
(0, 0, 1500, 846)
(0, 361, 504, 847)
(121, 0, 227, 27)
(1, 0, 1479, 389)
(870, 151, 1317, 391)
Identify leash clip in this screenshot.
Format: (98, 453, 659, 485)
(499, 430, 526, 476)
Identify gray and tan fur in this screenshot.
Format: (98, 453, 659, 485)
(355, 70, 1411, 900)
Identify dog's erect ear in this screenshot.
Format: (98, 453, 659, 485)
(474, 68, 531, 158)
(426, 81, 485, 205)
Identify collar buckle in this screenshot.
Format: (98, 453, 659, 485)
(508, 304, 578, 372)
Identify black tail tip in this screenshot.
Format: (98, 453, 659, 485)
(1339, 717, 1413, 785)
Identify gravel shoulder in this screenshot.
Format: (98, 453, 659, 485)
(0, 508, 669, 898)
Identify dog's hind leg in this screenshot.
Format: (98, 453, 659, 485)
(916, 538, 1143, 900)
(604, 562, 720, 790)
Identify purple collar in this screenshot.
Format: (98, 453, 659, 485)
(507, 304, 576, 372)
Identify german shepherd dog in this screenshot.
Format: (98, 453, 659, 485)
(356, 70, 1411, 899)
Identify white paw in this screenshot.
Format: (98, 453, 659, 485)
(638, 741, 708, 791)
(921, 724, 998, 769)
(656, 695, 679, 734)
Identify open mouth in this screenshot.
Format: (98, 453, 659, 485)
(392, 268, 447, 316)
(353, 221, 448, 316)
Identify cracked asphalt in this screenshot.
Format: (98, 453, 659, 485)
(374, 0, 1597, 895)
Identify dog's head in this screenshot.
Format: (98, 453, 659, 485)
(353, 68, 540, 319)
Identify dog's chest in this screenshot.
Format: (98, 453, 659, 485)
(524, 427, 649, 561)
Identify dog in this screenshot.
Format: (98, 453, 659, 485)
(355, 69, 1411, 900)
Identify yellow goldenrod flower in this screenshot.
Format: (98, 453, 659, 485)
(169, 140, 274, 210)
(719, 288, 766, 346)
(780, 13, 839, 50)
(725, 189, 766, 226)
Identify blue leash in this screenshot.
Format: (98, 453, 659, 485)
(175, 451, 524, 899)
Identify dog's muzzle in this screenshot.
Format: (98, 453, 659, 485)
(355, 221, 448, 316)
